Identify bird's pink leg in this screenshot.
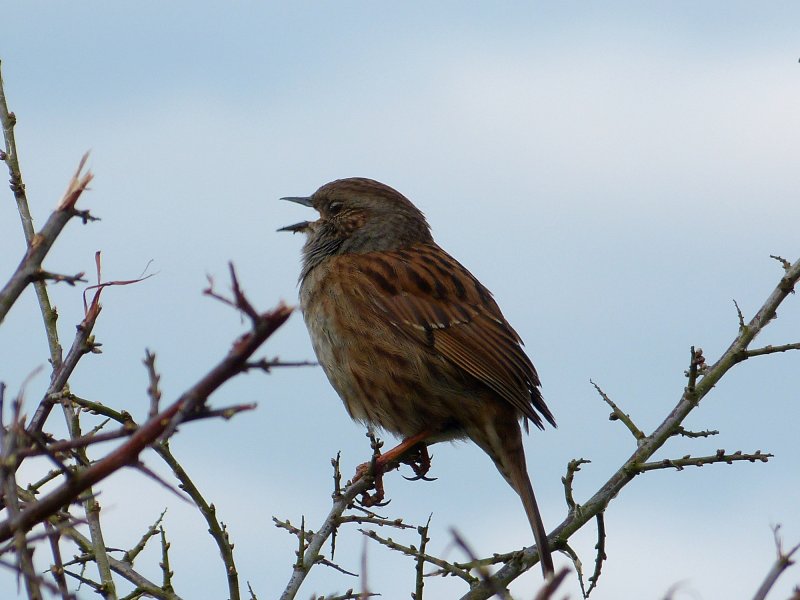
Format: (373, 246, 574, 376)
(353, 430, 433, 506)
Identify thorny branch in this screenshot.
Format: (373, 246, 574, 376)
(155, 443, 241, 600)
(162, 264, 292, 438)
(1, 60, 302, 600)
(360, 527, 475, 586)
(0, 152, 94, 325)
(277, 464, 374, 600)
(0, 271, 292, 565)
(458, 255, 800, 599)
(60, 524, 180, 600)
(1, 59, 73, 379)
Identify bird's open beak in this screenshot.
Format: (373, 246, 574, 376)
(277, 220, 311, 233)
(278, 196, 314, 233)
(280, 196, 313, 207)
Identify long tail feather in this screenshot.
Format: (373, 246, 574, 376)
(509, 461, 554, 576)
(471, 417, 554, 577)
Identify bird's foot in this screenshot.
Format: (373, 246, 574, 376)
(352, 430, 433, 507)
(353, 460, 389, 507)
(401, 444, 436, 481)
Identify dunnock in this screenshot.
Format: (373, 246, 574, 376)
(280, 178, 556, 576)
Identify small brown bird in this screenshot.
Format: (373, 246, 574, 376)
(279, 178, 556, 576)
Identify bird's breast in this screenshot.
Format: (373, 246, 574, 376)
(298, 257, 474, 438)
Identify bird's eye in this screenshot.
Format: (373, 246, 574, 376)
(328, 201, 343, 215)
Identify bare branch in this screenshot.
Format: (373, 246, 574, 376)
(0, 296, 289, 543)
(68, 394, 134, 426)
(43, 521, 73, 600)
(675, 427, 719, 439)
(314, 591, 378, 600)
(0, 63, 66, 385)
(733, 299, 746, 330)
(460, 255, 800, 599)
(560, 543, 587, 598)
(0, 60, 29, 218)
(0, 154, 94, 325)
(247, 582, 258, 600)
(155, 443, 240, 600)
(243, 358, 318, 372)
(585, 513, 606, 597)
(278, 475, 373, 600)
(590, 381, 644, 442)
(450, 530, 510, 598)
(359, 526, 476, 586)
(31, 271, 87, 286)
(144, 351, 162, 418)
(742, 342, 800, 360)
(28, 298, 103, 434)
(62, 568, 103, 594)
(562, 458, 591, 513)
(17, 427, 133, 460)
(162, 269, 293, 438)
(158, 527, 175, 594)
(637, 450, 772, 473)
(414, 515, 431, 599)
(0, 390, 43, 600)
(770, 254, 792, 272)
(752, 526, 800, 600)
(337, 515, 413, 529)
(318, 557, 358, 577)
(122, 510, 166, 565)
(61, 526, 181, 600)
(684, 346, 706, 398)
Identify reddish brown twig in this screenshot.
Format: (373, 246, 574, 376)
(0, 290, 292, 544)
(0, 153, 94, 324)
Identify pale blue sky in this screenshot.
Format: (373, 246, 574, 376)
(2, 3, 799, 599)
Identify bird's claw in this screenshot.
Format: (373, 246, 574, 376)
(351, 436, 435, 505)
(359, 493, 391, 508)
(400, 444, 433, 481)
(353, 461, 390, 507)
(402, 473, 438, 482)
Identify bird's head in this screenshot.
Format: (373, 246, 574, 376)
(279, 178, 433, 279)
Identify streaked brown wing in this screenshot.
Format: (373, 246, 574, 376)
(344, 242, 555, 429)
